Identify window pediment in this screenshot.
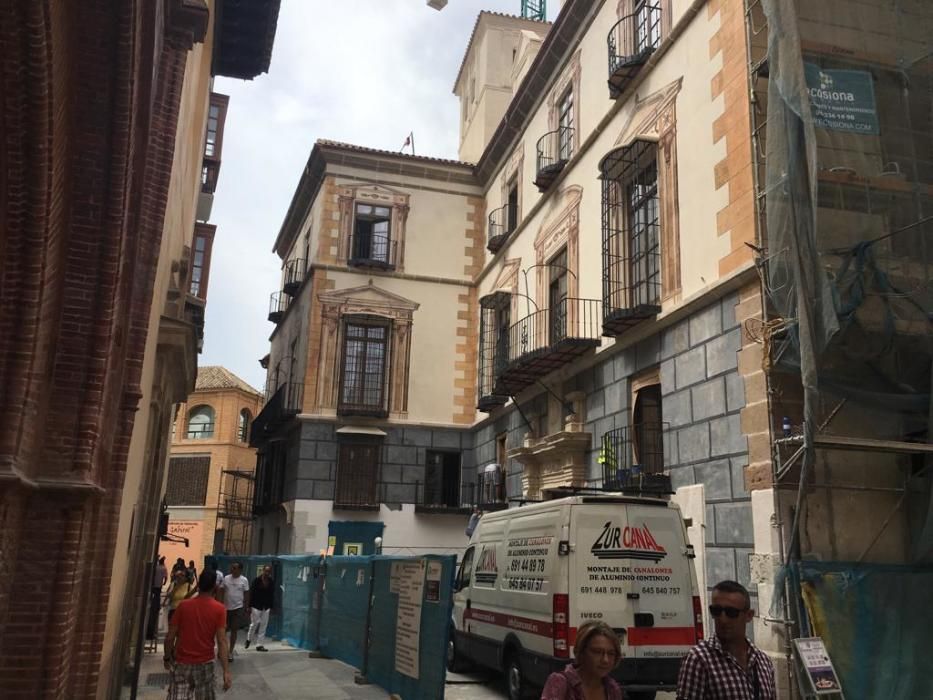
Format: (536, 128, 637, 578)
(318, 282, 419, 319)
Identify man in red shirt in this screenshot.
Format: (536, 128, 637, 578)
(164, 570, 232, 698)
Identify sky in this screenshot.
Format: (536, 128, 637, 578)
(203, 0, 559, 392)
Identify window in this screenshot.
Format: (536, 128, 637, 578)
(238, 409, 252, 442)
(189, 224, 215, 300)
(351, 203, 392, 266)
(495, 304, 511, 374)
(186, 405, 215, 439)
(506, 179, 519, 234)
(335, 441, 381, 507)
(548, 248, 569, 342)
(600, 140, 662, 321)
(424, 451, 462, 508)
(165, 456, 211, 505)
(632, 382, 663, 473)
(339, 317, 390, 416)
(628, 159, 660, 307)
(557, 87, 574, 161)
(634, 0, 662, 54)
(457, 546, 475, 589)
(203, 93, 228, 160)
(205, 104, 220, 157)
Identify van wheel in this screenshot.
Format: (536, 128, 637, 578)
(505, 652, 531, 700)
(446, 634, 468, 673)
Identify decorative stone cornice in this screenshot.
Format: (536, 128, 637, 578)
(508, 414, 592, 500)
(164, 0, 209, 50)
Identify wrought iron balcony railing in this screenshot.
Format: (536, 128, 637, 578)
(282, 258, 307, 296)
(497, 297, 602, 396)
(534, 126, 575, 191)
(249, 381, 303, 447)
(487, 203, 517, 253)
(268, 291, 288, 324)
(348, 232, 397, 269)
(607, 3, 661, 98)
(414, 481, 475, 513)
(599, 423, 672, 494)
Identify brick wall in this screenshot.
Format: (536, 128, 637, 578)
(0, 2, 210, 697)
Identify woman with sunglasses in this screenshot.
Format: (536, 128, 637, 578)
(541, 621, 624, 700)
(677, 580, 776, 699)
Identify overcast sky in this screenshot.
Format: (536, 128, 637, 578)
(202, 0, 558, 392)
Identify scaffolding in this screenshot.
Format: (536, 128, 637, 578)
(744, 0, 933, 696)
(215, 468, 255, 555)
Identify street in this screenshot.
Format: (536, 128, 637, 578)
(131, 641, 675, 699)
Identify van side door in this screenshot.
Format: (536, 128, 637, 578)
(452, 546, 476, 657)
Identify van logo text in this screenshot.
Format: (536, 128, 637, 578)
(591, 522, 667, 562)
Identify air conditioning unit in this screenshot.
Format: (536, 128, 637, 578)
(427, 0, 448, 9)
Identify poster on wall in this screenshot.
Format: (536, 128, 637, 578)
(804, 62, 879, 134)
(394, 559, 426, 679)
(343, 542, 362, 556)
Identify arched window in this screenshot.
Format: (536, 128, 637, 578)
(186, 405, 215, 439)
(238, 408, 252, 442)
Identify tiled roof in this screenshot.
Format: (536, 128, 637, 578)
(316, 139, 474, 168)
(452, 11, 552, 92)
(195, 366, 261, 395)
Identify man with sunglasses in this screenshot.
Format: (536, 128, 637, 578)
(676, 580, 776, 699)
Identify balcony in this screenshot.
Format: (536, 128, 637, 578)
(268, 291, 288, 324)
(599, 423, 672, 495)
(248, 382, 304, 447)
(487, 203, 516, 253)
(414, 481, 474, 514)
(348, 232, 396, 270)
(534, 127, 575, 191)
(497, 297, 602, 396)
(282, 258, 306, 296)
(607, 3, 661, 98)
(601, 232, 661, 335)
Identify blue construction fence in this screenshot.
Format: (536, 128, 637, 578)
(206, 553, 456, 700)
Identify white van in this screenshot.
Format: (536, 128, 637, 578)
(448, 495, 702, 700)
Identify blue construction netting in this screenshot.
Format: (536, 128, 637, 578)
(365, 555, 456, 700)
(797, 561, 933, 700)
(204, 553, 455, 699)
(277, 554, 322, 650)
(318, 556, 371, 669)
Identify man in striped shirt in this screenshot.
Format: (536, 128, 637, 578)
(676, 580, 776, 699)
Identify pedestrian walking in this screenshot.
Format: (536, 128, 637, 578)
(245, 564, 275, 652)
(541, 621, 624, 699)
(163, 570, 232, 698)
(219, 561, 251, 661)
(187, 560, 198, 584)
(676, 580, 776, 699)
(148, 556, 169, 640)
(164, 567, 196, 623)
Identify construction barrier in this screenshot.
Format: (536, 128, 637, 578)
(798, 561, 933, 700)
(204, 553, 456, 699)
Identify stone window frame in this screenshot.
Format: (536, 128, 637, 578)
(533, 186, 583, 310)
(547, 49, 582, 158)
(610, 80, 683, 302)
(336, 184, 411, 272)
(630, 366, 665, 470)
(499, 143, 524, 235)
(315, 284, 418, 419)
(238, 408, 252, 443)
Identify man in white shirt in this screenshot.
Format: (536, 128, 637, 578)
(219, 561, 251, 662)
